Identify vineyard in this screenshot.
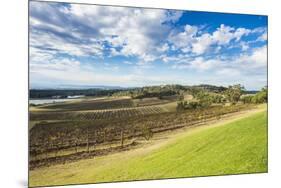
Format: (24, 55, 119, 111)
(38, 98, 134, 111)
(30, 106, 166, 121)
(134, 96, 178, 107)
(29, 103, 255, 169)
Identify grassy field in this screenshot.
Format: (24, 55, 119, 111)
(29, 110, 267, 187)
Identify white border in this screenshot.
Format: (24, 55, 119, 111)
(1, 0, 280, 188)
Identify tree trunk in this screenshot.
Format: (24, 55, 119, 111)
(75, 140, 78, 153)
(86, 127, 89, 153)
(121, 130, 124, 148)
(103, 129, 106, 143)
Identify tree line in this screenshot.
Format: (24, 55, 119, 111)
(177, 84, 267, 111)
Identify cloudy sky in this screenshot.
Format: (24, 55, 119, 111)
(29, 1, 267, 90)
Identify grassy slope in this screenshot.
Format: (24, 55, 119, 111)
(29, 111, 267, 187)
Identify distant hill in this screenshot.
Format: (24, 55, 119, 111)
(190, 84, 227, 93)
(31, 84, 127, 90)
(29, 84, 258, 99)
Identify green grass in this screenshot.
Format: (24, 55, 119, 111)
(29, 111, 267, 187)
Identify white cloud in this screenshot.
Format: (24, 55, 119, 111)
(257, 31, 267, 41)
(30, 2, 183, 63)
(162, 55, 182, 63)
(215, 68, 241, 77)
(68, 5, 182, 61)
(168, 24, 198, 52)
(172, 57, 221, 71)
(30, 2, 267, 66)
(212, 24, 235, 45)
(157, 43, 170, 52)
(123, 61, 133, 65)
(172, 45, 267, 76)
(233, 28, 251, 41)
(168, 24, 252, 55)
(170, 45, 267, 90)
(212, 25, 250, 44)
(30, 57, 180, 87)
(240, 41, 250, 51)
(30, 58, 81, 72)
(192, 33, 213, 55)
(236, 45, 267, 69)
(190, 57, 221, 71)
(29, 2, 267, 90)
(30, 26, 104, 57)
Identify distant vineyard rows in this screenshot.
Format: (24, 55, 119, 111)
(30, 106, 166, 121)
(38, 98, 134, 111)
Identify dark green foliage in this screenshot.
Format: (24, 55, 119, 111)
(241, 95, 254, 104)
(242, 87, 267, 104)
(185, 101, 202, 110)
(177, 89, 226, 111)
(112, 85, 184, 99)
(194, 84, 227, 93)
(252, 87, 267, 103)
(30, 84, 229, 100)
(113, 84, 228, 100)
(177, 101, 208, 111)
(188, 84, 227, 95)
(189, 87, 204, 98)
(224, 84, 245, 104)
(195, 91, 213, 107)
(211, 94, 226, 104)
(30, 89, 120, 99)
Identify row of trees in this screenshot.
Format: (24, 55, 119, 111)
(112, 84, 230, 99)
(30, 89, 118, 99)
(241, 87, 268, 104)
(177, 84, 267, 111)
(224, 84, 244, 105)
(113, 85, 184, 99)
(177, 91, 225, 111)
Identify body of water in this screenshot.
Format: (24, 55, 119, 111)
(29, 95, 85, 105)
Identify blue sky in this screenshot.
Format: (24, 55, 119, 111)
(29, 1, 267, 90)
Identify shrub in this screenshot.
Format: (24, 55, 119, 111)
(177, 101, 205, 110)
(252, 90, 267, 103)
(186, 101, 202, 109)
(241, 87, 267, 104)
(241, 95, 254, 104)
(224, 84, 244, 104)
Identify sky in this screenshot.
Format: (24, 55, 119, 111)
(29, 1, 268, 90)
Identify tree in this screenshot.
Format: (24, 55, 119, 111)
(176, 101, 185, 111)
(120, 129, 124, 147)
(178, 92, 184, 101)
(195, 91, 212, 107)
(241, 95, 254, 104)
(189, 88, 203, 98)
(224, 84, 245, 104)
(212, 94, 225, 104)
(252, 86, 268, 103)
(177, 90, 215, 111)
